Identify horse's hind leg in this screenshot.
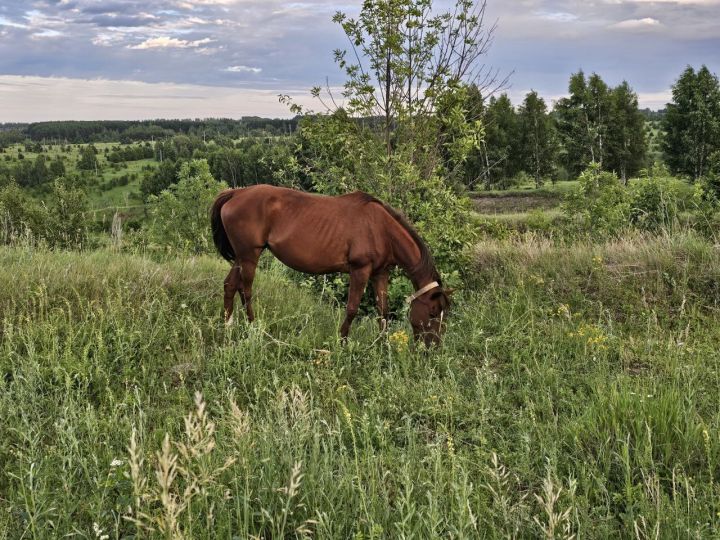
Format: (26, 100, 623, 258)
(238, 248, 263, 322)
(224, 266, 241, 325)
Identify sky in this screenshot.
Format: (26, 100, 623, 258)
(0, 0, 718, 122)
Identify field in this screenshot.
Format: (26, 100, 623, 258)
(2, 226, 720, 538)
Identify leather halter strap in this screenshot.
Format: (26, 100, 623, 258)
(405, 281, 441, 304)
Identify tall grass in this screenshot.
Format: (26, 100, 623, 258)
(1, 233, 719, 538)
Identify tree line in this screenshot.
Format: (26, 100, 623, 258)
(0, 118, 300, 145)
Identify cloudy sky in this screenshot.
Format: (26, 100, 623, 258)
(0, 0, 718, 121)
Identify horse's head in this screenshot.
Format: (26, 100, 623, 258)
(408, 285, 454, 346)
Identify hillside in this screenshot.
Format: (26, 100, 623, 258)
(1, 235, 719, 537)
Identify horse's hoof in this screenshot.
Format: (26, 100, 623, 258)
(225, 315, 234, 326)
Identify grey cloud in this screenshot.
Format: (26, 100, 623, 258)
(0, 0, 718, 121)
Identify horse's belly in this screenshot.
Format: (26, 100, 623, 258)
(268, 240, 351, 274)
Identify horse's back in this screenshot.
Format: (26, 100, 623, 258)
(219, 185, 392, 273)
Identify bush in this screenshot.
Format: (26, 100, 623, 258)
(145, 159, 227, 254)
(47, 180, 89, 249)
(628, 176, 679, 231)
(562, 163, 630, 236)
(0, 180, 88, 248)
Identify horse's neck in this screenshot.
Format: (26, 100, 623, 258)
(389, 221, 436, 290)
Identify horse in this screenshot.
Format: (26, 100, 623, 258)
(210, 185, 453, 345)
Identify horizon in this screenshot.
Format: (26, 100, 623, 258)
(1, 0, 719, 122)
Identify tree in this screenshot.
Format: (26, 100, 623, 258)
(140, 159, 180, 199)
(48, 180, 89, 248)
(145, 159, 227, 253)
(77, 144, 99, 173)
(663, 65, 720, 179)
(555, 71, 612, 176)
(283, 0, 493, 272)
(49, 156, 66, 180)
(517, 91, 559, 187)
(476, 94, 521, 187)
(606, 81, 647, 183)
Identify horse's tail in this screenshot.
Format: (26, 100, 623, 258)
(210, 189, 236, 263)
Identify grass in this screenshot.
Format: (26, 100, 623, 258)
(1, 229, 720, 538)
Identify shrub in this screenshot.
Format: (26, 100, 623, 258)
(47, 179, 89, 249)
(562, 163, 630, 236)
(145, 159, 227, 254)
(628, 176, 679, 231)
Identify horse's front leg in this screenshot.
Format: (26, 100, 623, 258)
(371, 271, 389, 333)
(340, 266, 371, 340)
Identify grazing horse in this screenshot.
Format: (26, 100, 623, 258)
(210, 185, 452, 345)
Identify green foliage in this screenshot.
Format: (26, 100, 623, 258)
(145, 159, 227, 254)
(47, 179, 89, 248)
(0, 182, 46, 241)
(663, 65, 720, 179)
(517, 91, 559, 187)
(288, 0, 487, 278)
(141, 159, 179, 198)
(474, 94, 521, 187)
(0, 179, 88, 248)
(556, 72, 647, 180)
(606, 82, 648, 181)
(77, 144, 99, 172)
(562, 163, 630, 236)
(628, 176, 679, 231)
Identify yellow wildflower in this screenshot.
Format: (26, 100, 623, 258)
(389, 330, 409, 352)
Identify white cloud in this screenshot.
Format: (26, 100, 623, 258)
(128, 36, 214, 49)
(0, 16, 28, 29)
(611, 17, 661, 29)
(224, 65, 262, 74)
(32, 29, 64, 39)
(535, 11, 579, 23)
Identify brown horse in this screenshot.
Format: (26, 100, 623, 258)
(210, 185, 452, 345)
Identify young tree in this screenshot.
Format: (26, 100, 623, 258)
(284, 0, 499, 271)
(555, 71, 611, 176)
(606, 81, 647, 183)
(517, 91, 559, 187)
(663, 65, 720, 179)
(476, 94, 520, 187)
(146, 159, 227, 253)
(77, 144, 99, 173)
(49, 156, 66, 180)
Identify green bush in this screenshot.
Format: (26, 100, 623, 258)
(562, 163, 630, 236)
(0, 180, 88, 248)
(628, 176, 679, 231)
(145, 159, 227, 254)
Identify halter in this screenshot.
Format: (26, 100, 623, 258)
(405, 281, 441, 304)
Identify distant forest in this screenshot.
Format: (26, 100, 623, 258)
(0, 117, 300, 143)
(0, 110, 665, 143)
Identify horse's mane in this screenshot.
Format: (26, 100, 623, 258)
(352, 192, 441, 284)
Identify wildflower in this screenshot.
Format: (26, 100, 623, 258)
(110, 458, 124, 468)
(180, 303, 188, 309)
(341, 403, 352, 425)
(446, 434, 455, 457)
(557, 304, 571, 319)
(592, 255, 604, 267)
(389, 330, 409, 352)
